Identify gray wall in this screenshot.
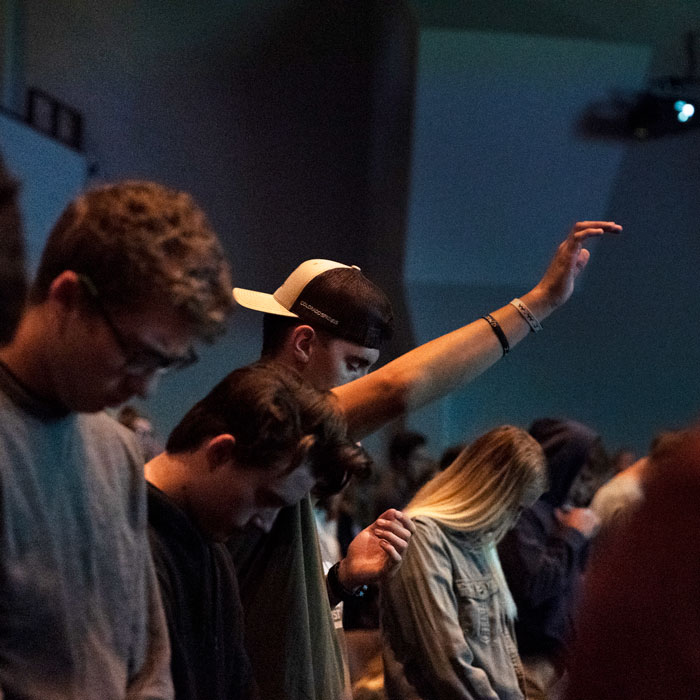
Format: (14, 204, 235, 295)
(399, 27, 700, 455)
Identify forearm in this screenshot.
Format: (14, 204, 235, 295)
(334, 221, 620, 440)
(337, 297, 537, 440)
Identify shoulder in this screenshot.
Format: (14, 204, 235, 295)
(72, 413, 152, 530)
(147, 483, 202, 556)
(402, 516, 459, 571)
(81, 411, 142, 453)
(411, 515, 446, 543)
(513, 500, 555, 536)
(80, 412, 146, 481)
(148, 487, 208, 603)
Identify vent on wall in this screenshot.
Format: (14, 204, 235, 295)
(25, 88, 83, 151)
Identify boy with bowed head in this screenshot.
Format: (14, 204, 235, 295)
(146, 360, 414, 700)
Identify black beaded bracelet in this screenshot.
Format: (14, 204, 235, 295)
(327, 561, 368, 602)
(482, 314, 510, 356)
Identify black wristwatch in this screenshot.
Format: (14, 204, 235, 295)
(327, 561, 368, 602)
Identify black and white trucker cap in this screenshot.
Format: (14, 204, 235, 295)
(233, 259, 393, 349)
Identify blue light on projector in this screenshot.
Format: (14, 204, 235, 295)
(674, 100, 695, 123)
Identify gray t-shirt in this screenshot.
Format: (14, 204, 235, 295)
(0, 363, 173, 699)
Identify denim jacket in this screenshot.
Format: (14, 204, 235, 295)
(381, 516, 526, 700)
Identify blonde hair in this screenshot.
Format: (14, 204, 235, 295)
(406, 425, 546, 619)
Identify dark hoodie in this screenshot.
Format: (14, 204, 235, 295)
(497, 418, 600, 658)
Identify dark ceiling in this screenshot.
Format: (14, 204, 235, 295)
(411, 0, 700, 75)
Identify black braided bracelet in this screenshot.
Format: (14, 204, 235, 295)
(482, 314, 510, 356)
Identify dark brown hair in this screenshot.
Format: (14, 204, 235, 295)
(166, 360, 371, 494)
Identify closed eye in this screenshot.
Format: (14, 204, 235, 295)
(347, 356, 372, 373)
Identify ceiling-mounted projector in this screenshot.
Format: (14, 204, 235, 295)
(627, 84, 699, 139)
(579, 31, 700, 140)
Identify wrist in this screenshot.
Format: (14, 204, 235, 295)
(337, 557, 359, 591)
(509, 298, 542, 333)
(520, 287, 557, 321)
(328, 561, 367, 602)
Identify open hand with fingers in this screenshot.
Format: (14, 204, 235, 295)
(526, 220, 622, 317)
(338, 509, 416, 591)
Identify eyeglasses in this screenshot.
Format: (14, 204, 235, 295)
(77, 274, 198, 375)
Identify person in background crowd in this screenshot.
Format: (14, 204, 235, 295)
(381, 425, 547, 700)
(590, 431, 675, 550)
(118, 404, 165, 461)
(439, 443, 466, 471)
(498, 418, 605, 699)
(610, 448, 637, 474)
(0, 180, 232, 699)
(373, 430, 435, 518)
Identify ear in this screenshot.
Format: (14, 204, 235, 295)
(47, 270, 82, 312)
(289, 325, 317, 365)
(205, 434, 236, 472)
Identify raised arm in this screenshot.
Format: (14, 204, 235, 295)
(334, 221, 621, 440)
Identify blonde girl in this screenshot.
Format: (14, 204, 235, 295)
(380, 425, 546, 700)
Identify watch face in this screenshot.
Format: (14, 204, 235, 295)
(328, 562, 368, 601)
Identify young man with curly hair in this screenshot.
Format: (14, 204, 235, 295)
(0, 181, 232, 699)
